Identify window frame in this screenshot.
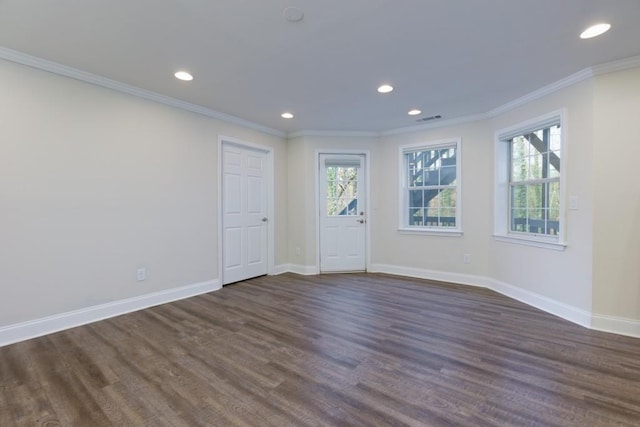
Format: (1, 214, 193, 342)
(494, 110, 567, 250)
(398, 138, 463, 236)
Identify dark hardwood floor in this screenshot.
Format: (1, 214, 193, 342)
(1, 273, 640, 426)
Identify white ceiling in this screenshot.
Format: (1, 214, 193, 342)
(1, 0, 639, 135)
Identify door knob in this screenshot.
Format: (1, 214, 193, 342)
(357, 219, 365, 224)
(262, 217, 268, 222)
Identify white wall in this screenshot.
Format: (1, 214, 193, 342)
(371, 79, 595, 324)
(0, 59, 287, 328)
(487, 80, 595, 317)
(374, 121, 493, 279)
(592, 67, 640, 324)
(286, 135, 378, 271)
(3, 54, 639, 340)
(287, 77, 609, 330)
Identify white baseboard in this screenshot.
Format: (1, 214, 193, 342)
(487, 278, 592, 328)
(5, 265, 639, 346)
(0, 279, 221, 347)
(591, 314, 640, 338)
(285, 264, 640, 339)
(368, 263, 490, 288)
(368, 263, 593, 330)
(271, 264, 290, 275)
(285, 264, 318, 275)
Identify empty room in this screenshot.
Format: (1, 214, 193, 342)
(1, 1, 640, 426)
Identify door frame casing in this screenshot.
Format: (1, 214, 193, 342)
(315, 149, 371, 274)
(218, 136, 275, 285)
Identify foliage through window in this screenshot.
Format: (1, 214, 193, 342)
(509, 124, 561, 236)
(401, 140, 460, 231)
(326, 166, 358, 216)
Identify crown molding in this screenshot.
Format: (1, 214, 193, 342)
(3, 47, 639, 140)
(370, 54, 640, 137)
(591, 54, 640, 76)
(380, 113, 488, 137)
(486, 67, 594, 118)
(288, 130, 379, 139)
(0, 47, 287, 139)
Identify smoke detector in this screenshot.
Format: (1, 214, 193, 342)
(284, 7, 304, 23)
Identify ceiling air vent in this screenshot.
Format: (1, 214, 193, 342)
(416, 114, 442, 123)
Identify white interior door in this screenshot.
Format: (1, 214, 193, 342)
(319, 154, 366, 272)
(222, 143, 268, 284)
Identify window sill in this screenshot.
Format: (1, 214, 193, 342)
(399, 228, 463, 237)
(493, 234, 566, 251)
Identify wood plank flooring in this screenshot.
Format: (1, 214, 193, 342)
(1, 273, 640, 426)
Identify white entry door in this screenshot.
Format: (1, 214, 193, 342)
(222, 143, 268, 284)
(319, 154, 367, 272)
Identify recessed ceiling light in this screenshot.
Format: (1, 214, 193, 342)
(377, 84, 394, 94)
(580, 23, 611, 39)
(281, 112, 294, 119)
(408, 109, 422, 116)
(174, 71, 193, 81)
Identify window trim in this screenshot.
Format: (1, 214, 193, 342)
(398, 138, 463, 235)
(494, 110, 567, 249)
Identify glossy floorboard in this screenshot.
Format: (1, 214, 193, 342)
(1, 273, 640, 426)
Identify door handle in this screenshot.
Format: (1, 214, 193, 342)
(262, 217, 268, 222)
(356, 219, 365, 224)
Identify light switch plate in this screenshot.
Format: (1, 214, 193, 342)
(569, 196, 579, 210)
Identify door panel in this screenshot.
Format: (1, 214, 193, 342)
(224, 227, 242, 268)
(319, 154, 366, 272)
(224, 174, 241, 213)
(222, 144, 268, 284)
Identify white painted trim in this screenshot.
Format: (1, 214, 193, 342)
(487, 69, 593, 118)
(367, 264, 592, 329)
(591, 314, 640, 339)
(0, 47, 285, 138)
(368, 264, 490, 288)
(493, 109, 567, 249)
(591, 55, 640, 77)
(271, 264, 290, 275)
(381, 113, 487, 137)
(398, 228, 463, 237)
(288, 130, 378, 138)
(493, 235, 567, 251)
(0, 279, 221, 347)
(218, 137, 276, 285)
(287, 263, 639, 339)
(398, 138, 463, 233)
(486, 278, 592, 328)
(3, 47, 639, 140)
(287, 264, 318, 275)
(315, 150, 372, 273)
(380, 56, 639, 137)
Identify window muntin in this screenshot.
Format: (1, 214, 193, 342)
(508, 124, 561, 236)
(402, 141, 460, 231)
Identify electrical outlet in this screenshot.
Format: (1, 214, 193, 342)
(136, 268, 147, 281)
(463, 254, 471, 264)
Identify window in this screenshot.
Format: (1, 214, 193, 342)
(509, 125, 561, 235)
(325, 165, 359, 216)
(399, 139, 461, 234)
(495, 111, 566, 249)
